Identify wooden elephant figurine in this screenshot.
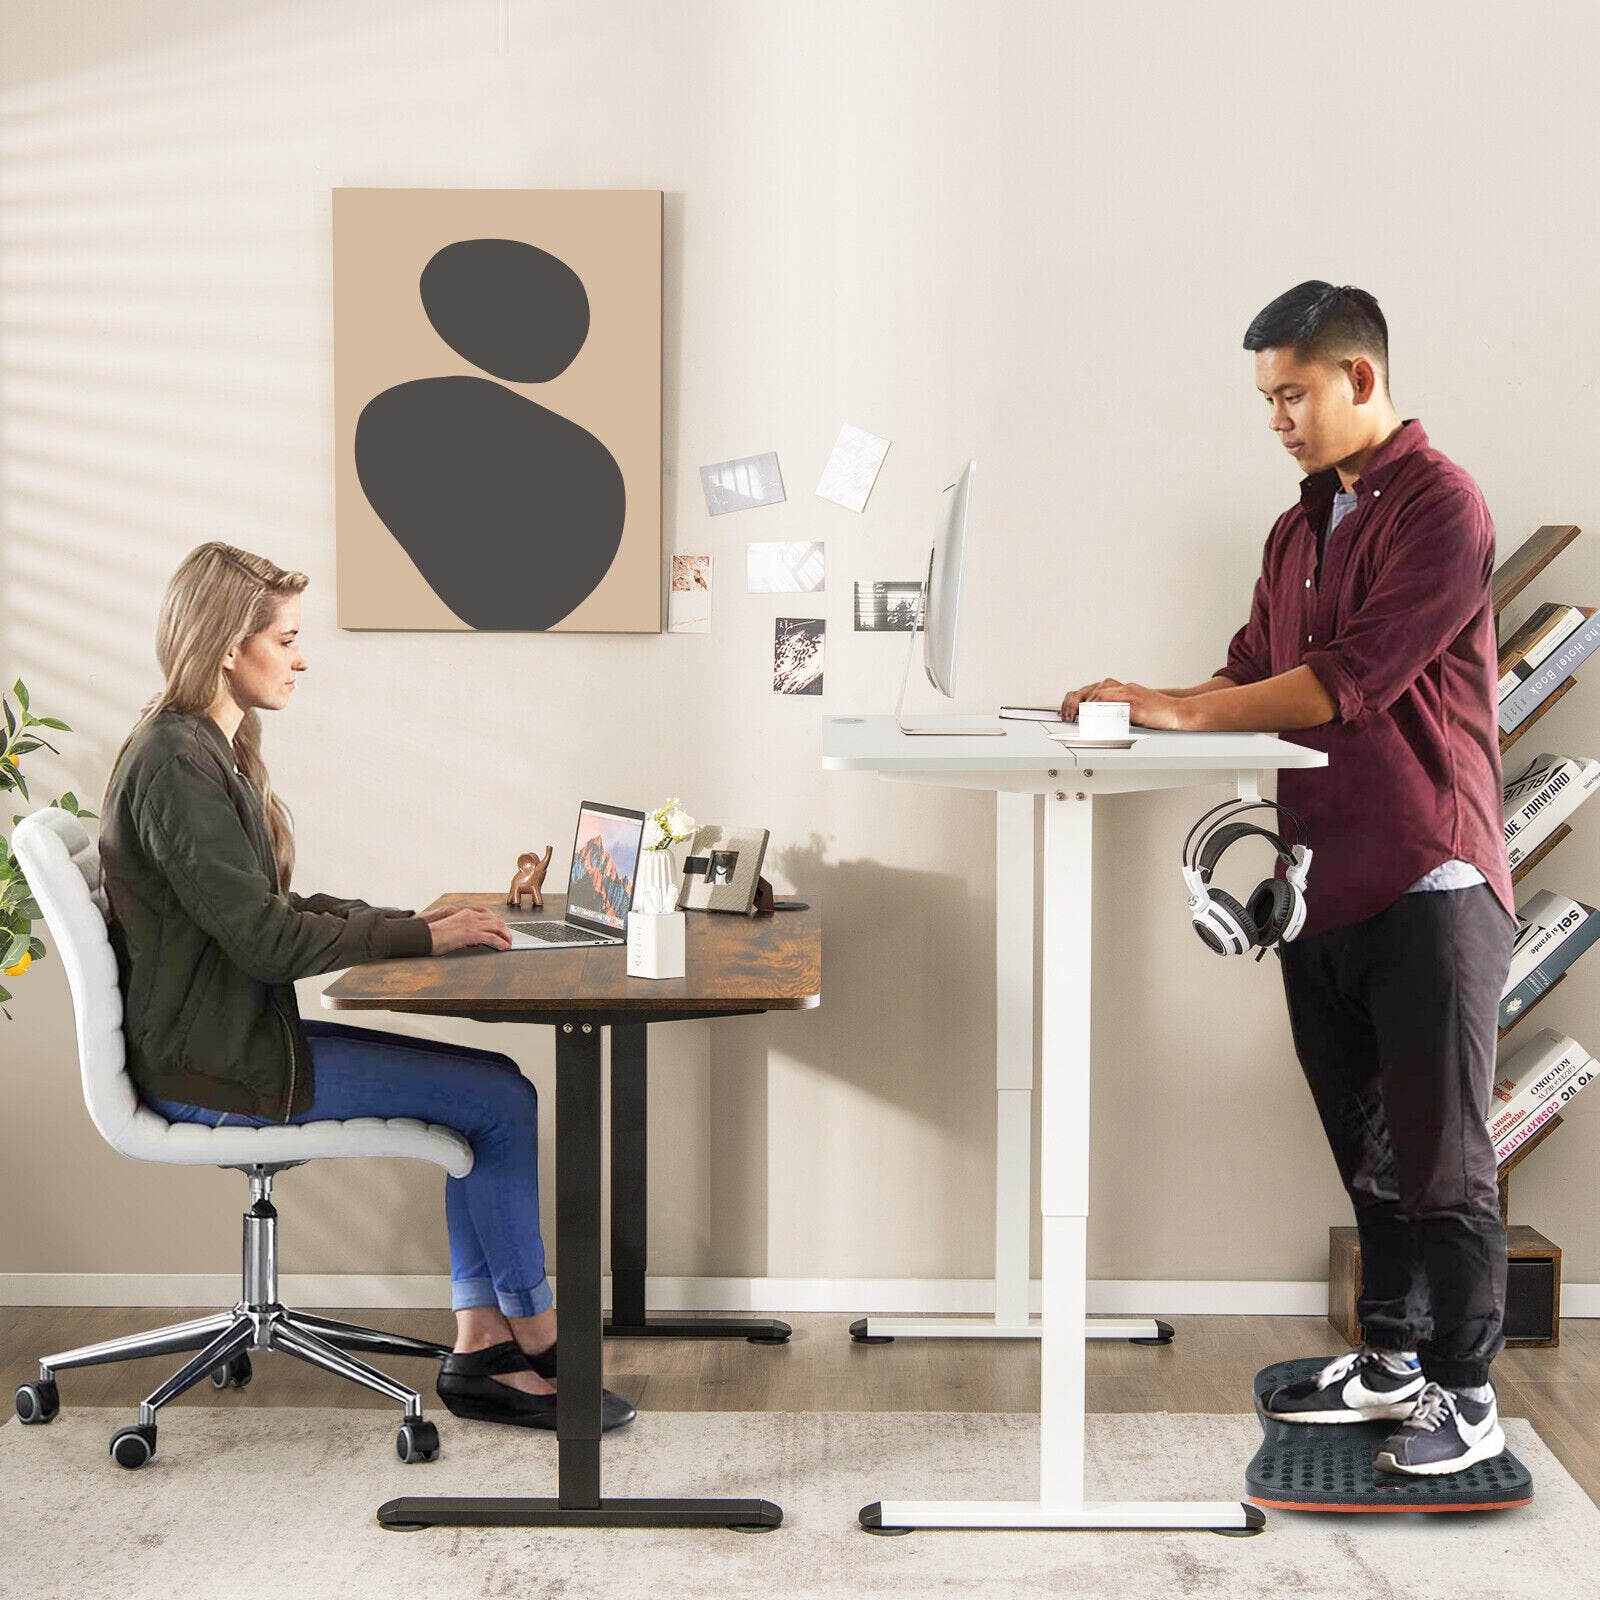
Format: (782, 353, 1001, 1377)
(507, 845, 554, 910)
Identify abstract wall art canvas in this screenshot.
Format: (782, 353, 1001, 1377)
(333, 188, 662, 631)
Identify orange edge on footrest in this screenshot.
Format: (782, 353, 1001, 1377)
(1248, 1495, 1534, 1514)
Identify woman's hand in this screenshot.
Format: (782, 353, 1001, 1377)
(424, 906, 513, 954)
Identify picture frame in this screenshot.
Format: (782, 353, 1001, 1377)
(677, 825, 771, 915)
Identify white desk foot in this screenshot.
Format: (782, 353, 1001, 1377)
(860, 1499, 1265, 1534)
(848, 1316, 1174, 1344)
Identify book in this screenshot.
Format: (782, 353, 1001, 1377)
(1500, 609, 1600, 733)
(1503, 752, 1600, 866)
(1500, 898, 1600, 1029)
(999, 706, 1066, 722)
(1502, 890, 1587, 998)
(1498, 603, 1590, 700)
(1493, 1060, 1593, 1163)
(1495, 1093, 1564, 1165)
(1488, 1027, 1592, 1145)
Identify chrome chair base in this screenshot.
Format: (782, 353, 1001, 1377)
(30, 1166, 450, 1434)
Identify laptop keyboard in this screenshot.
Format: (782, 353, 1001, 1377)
(509, 921, 604, 945)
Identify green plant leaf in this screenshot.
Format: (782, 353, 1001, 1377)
(27, 937, 45, 959)
(0, 986, 11, 1007)
(17, 900, 41, 920)
(13, 681, 28, 713)
(11, 739, 40, 756)
(3, 699, 14, 740)
(1, 932, 28, 968)
(60, 793, 77, 810)
(34, 718, 70, 732)
(11, 768, 28, 803)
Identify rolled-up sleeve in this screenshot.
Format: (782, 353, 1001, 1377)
(1214, 531, 1275, 686)
(1301, 487, 1491, 725)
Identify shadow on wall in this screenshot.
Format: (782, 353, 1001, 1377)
(696, 832, 997, 1278)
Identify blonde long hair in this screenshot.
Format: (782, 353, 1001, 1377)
(105, 543, 308, 891)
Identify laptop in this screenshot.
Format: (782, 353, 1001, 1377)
(506, 801, 646, 949)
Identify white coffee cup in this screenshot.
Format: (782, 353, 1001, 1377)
(1078, 700, 1131, 739)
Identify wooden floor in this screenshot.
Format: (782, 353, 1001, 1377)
(4, 1307, 1597, 1504)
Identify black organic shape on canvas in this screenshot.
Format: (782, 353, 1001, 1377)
(420, 238, 590, 382)
(355, 235, 625, 630)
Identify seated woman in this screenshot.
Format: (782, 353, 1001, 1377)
(97, 540, 632, 1434)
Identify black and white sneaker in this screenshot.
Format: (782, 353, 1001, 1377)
(1263, 1347, 1425, 1424)
(1373, 1382, 1505, 1476)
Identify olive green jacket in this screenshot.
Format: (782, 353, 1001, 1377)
(98, 709, 433, 1121)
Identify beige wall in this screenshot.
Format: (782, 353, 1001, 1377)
(3, 0, 1598, 1297)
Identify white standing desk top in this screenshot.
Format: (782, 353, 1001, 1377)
(821, 715, 1328, 784)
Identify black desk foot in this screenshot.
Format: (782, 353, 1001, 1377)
(604, 1318, 792, 1344)
(377, 1495, 784, 1531)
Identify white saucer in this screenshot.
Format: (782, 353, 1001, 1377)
(1046, 732, 1139, 749)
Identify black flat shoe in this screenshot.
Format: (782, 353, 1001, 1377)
(436, 1341, 634, 1432)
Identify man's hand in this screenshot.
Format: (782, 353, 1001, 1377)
(1060, 678, 1191, 730)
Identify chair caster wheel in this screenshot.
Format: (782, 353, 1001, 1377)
(210, 1353, 253, 1390)
(397, 1418, 440, 1463)
(110, 1423, 157, 1469)
(15, 1380, 59, 1424)
(849, 1318, 893, 1345)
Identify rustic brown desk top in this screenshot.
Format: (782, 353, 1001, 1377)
(322, 892, 821, 1017)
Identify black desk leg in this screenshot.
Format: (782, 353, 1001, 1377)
(377, 1019, 781, 1532)
(603, 1022, 791, 1346)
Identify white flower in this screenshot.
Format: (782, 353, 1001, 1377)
(664, 806, 695, 841)
(642, 817, 668, 851)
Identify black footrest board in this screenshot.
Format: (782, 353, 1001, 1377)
(1246, 1358, 1533, 1513)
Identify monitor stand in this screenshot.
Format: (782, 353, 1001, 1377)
(894, 576, 1007, 737)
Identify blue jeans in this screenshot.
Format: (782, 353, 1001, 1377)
(141, 1019, 552, 1319)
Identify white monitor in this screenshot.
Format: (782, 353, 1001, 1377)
(895, 460, 1004, 736)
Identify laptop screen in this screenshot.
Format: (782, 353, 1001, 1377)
(565, 802, 645, 934)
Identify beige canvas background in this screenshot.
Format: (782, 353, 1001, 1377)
(333, 186, 662, 631)
(1, 0, 1598, 1306)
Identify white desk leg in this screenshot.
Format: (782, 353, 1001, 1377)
(853, 791, 1170, 1347)
(862, 794, 1259, 1534)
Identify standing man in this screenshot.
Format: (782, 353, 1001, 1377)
(1062, 281, 1517, 1475)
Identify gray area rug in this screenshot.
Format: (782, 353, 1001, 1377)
(1, 1409, 1592, 1600)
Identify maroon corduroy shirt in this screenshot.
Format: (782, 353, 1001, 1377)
(1214, 419, 1515, 940)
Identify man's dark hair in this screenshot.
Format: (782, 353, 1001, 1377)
(1243, 281, 1389, 386)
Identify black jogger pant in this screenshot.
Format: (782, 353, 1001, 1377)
(1277, 882, 1517, 1389)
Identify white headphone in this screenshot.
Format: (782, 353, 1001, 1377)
(1182, 798, 1313, 959)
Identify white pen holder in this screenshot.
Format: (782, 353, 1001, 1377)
(627, 909, 686, 980)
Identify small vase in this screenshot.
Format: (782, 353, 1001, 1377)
(636, 848, 680, 916)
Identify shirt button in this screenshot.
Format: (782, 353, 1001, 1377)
(1307, 633, 1313, 643)
(1304, 577, 1312, 588)
(1372, 488, 1381, 498)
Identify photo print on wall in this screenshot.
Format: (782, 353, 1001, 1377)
(333, 188, 662, 631)
(668, 554, 713, 633)
(748, 540, 825, 593)
(854, 579, 921, 631)
(816, 423, 890, 512)
(700, 451, 785, 515)
(774, 618, 825, 695)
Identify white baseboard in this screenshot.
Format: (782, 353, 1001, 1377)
(1, 1272, 1595, 1316)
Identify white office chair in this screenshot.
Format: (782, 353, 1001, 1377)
(8, 806, 475, 1469)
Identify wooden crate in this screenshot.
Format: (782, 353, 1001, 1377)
(1328, 1224, 1561, 1349)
